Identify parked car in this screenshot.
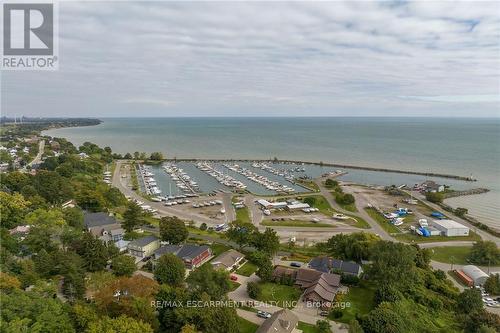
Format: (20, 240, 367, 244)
(290, 262, 301, 268)
(257, 311, 271, 319)
(230, 275, 238, 281)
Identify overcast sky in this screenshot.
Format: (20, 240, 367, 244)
(2, 0, 500, 117)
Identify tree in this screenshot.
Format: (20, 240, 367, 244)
(124, 153, 133, 159)
(123, 202, 144, 232)
(425, 192, 444, 203)
(457, 288, 483, 313)
(0, 192, 30, 229)
(454, 207, 468, 217)
(112, 255, 137, 277)
(154, 254, 186, 286)
(335, 193, 355, 205)
(360, 304, 405, 333)
(316, 320, 331, 333)
(247, 281, 261, 299)
(159, 216, 189, 244)
(71, 232, 110, 272)
(325, 178, 339, 188)
(63, 207, 84, 229)
(187, 264, 230, 300)
(87, 315, 154, 333)
(326, 232, 378, 262)
(484, 274, 500, 295)
(374, 284, 403, 305)
(226, 220, 257, 249)
(199, 222, 207, 231)
(256, 257, 274, 282)
(252, 228, 280, 256)
(150, 152, 164, 160)
(469, 240, 500, 265)
(303, 196, 317, 206)
(32, 170, 73, 204)
(349, 320, 364, 333)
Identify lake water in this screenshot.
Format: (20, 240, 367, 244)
(44, 117, 500, 230)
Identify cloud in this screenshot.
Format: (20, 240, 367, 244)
(2, 0, 500, 117)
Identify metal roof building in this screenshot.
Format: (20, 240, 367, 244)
(432, 219, 469, 237)
(462, 265, 489, 286)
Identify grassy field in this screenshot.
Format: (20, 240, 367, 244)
(395, 231, 481, 244)
(332, 281, 376, 323)
(337, 202, 358, 212)
(296, 179, 320, 192)
(364, 207, 401, 234)
(300, 195, 334, 215)
(229, 280, 241, 291)
(236, 207, 251, 223)
(430, 246, 472, 265)
(236, 261, 258, 276)
(256, 282, 302, 309)
(261, 219, 335, 228)
(297, 322, 322, 333)
(237, 317, 259, 333)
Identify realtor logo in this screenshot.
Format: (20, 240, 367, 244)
(2, 2, 58, 70)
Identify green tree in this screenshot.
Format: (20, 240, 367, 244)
(469, 240, 500, 265)
(252, 227, 280, 256)
(159, 216, 189, 244)
(425, 191, 444, 203)
(32, 170, 73, 204)
(303, 196, 317, 206)
(63, 207, 84, 229)
(374, 284, 403, 305)
(71, 232, 109, 272)
(187, 264, 230, 300)
(335, 193, 355, 205)
(150, 152, 164, 160)
(325, 178, 339, 188)
(112, 255, 137, 277)
(361, 304, 405, 333)
(56, 162, 74, 178)
(226, 220, 257, 249)
(0, 192, 30, 229)
(87, 315, 154, 333)
(454, 207, 468, 217)
(316, 320, 331, 333)
(123, 202, 144, 232)
(484, 274, 500, 295)
(247, 281, 261, 299)
(154, 254, 186, 286)
(349, 320, 364, 333)
(457, 288, 483, 313)
(256, 257, 274, 282)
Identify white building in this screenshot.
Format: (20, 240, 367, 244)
(462, 265, 489, 286)
(286, 203, 310, 210)
(432, 219, 469, 237)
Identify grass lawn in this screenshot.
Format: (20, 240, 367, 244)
(338, 202, 358, 212)
(331, 281, 376, 323)
(229, 280, 241, 291)
(236, 261, 259, 276)
(237, 317, 259, 333)
(300, 195, 334, 215)
(210, 243, 231, 257)
(394, 231, 481, 244)
(297, 322, 321, 333)
(256, 282, 302, 309)
(262, 220, 335, 228)
(430, 246, 472, 264)
(296, 179, 320, 192)
(365, 207, 401, 234)
(236, 207, 251, 223)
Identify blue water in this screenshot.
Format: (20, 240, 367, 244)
(43, 117, 500, 229)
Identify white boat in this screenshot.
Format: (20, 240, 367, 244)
(333, 213, 349, 220)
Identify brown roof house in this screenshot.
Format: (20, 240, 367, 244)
(211, 249, 244, 271)
(273, 267, 341, 309)
(256, 309, 298, 333)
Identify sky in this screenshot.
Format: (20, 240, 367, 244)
(1, 0, 500, 118)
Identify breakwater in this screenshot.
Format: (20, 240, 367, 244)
(165, 158, 477, 182)
(443, 188, 490, 199)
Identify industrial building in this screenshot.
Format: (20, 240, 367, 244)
(431, 219, 469, 237)
(462, 265, 489, 286)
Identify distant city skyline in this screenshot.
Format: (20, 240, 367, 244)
(2, 1, 500, 117)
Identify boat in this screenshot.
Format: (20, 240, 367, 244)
(333, 213, 349, 220)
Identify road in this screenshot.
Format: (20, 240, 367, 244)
(24, 139, 44, 171)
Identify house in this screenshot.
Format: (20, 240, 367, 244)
(153, 244, 212, 269)
(128, 236, 160, 258)
(256, 309, 298, 333)
(211, 249, 244, 271)
(432, 219, 469, 237)
(84, 212, 125, 242)
(308, 256, 363, 277)
(273, 267, 341, 308)
(114, 239, 130, 252)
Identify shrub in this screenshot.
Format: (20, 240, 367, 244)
(247, 281, 261, 299)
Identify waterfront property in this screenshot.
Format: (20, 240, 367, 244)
(127, 235, 160, 258)
(153, 244, 212, 269)
(432, 219, 470, 237)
